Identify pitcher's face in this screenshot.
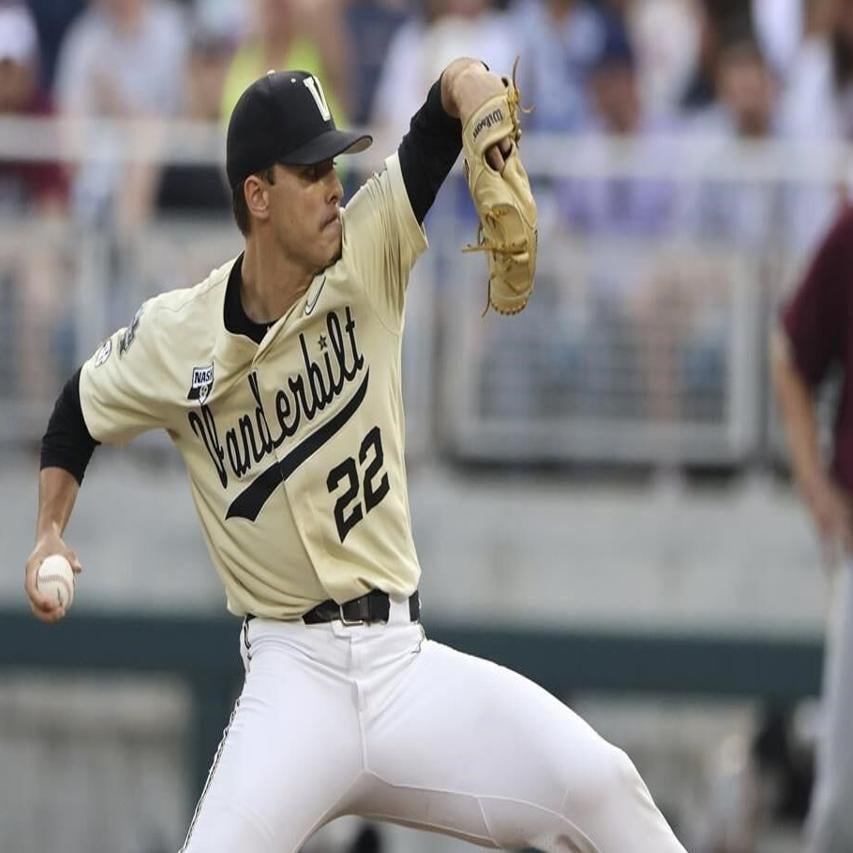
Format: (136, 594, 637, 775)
(267, 160, 344, 274)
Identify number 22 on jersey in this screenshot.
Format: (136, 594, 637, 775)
(326, 426, 390, 542)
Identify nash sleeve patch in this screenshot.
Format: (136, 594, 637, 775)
(188, 363, 215, 404)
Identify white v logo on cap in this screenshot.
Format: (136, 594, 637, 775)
(303, 76, 331, 121)
(226, 71, 371, 188)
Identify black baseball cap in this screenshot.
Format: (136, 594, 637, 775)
(226, 70, 372, 190)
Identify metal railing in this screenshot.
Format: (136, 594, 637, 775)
(0, 119, 844, 466)
(440, 234, 768, 464)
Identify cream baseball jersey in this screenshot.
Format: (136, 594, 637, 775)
(79, 154, 426, 618)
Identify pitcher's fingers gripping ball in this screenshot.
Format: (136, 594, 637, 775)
(36, 554, 75, 610)
(462, 58, 538, 315)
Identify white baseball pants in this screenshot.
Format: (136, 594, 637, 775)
(180, 597, 686, 853)
(806, 561, 853, 853)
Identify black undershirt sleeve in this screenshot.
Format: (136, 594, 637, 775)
(40, 367, 99, 484)
(398, 77, 463, 224)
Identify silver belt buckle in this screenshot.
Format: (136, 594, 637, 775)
(339, 603, 365, 627)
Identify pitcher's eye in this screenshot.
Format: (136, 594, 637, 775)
(304, 160, 336, 181)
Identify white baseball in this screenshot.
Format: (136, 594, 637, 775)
(36, 554, 75, 610)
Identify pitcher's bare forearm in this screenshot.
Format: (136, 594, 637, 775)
(25, 466, 83, 622)
(26, 466, 83, 618)
(27, 367, 95, 621)
(36, 466, 80, 539)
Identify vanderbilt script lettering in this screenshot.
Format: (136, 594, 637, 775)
(188, 307, 365, 491)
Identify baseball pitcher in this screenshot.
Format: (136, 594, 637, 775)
(25, 60, 686, 852)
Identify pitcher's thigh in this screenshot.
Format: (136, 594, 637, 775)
(182, 657, 362, 852)
(363, 640, 683, 852)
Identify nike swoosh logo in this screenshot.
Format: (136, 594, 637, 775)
(304, 276, 327, 316)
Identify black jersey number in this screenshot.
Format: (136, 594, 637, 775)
(327, 426, 391, 542)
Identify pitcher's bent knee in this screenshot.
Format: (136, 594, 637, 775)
(561, 744, 644, 818)
(561, 744, 681, 848)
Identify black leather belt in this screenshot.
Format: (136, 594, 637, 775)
(302, 590, 420, 626)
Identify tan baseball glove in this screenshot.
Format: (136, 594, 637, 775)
(462, 60, 537, 316)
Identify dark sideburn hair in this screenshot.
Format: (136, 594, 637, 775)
(232, 166, 276, 236)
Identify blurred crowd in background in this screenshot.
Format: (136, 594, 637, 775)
(0, 0, 849, 232)
(4, 0, 853, 447)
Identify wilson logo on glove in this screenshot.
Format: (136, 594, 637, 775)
(473, 109, 504, 140)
